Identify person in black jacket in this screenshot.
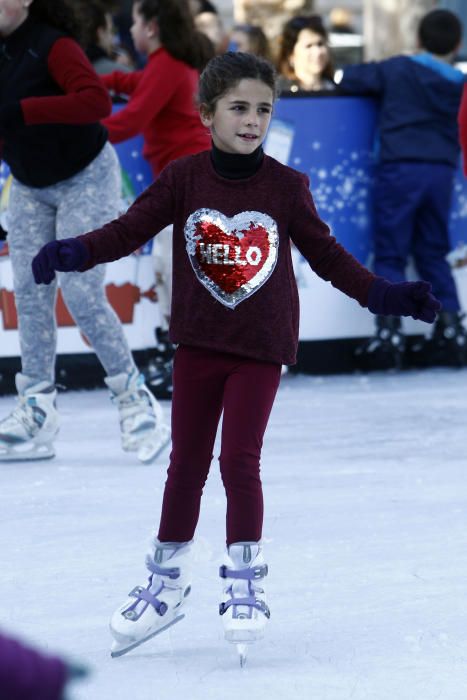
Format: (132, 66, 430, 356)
(340, 9, 467, 369)
(0, 0, 169, 464)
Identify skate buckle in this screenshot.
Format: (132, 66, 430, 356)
(219, 596, 270, 619)
(219, 564, 268, 580)
(146, 558, 181, 580)
(128, 586, 168, 616)
(158, 601, 168, 616)
(252, 565, 268, 580)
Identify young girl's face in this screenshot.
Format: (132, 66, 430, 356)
(0, 0, 30, 37)
(201, 78, 273, 155)
(291, 28, 329, 81)
(130, 2, 157, 54)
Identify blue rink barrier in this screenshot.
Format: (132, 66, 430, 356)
(265, 93, 467, 259)
(264, 93, 467, 373)
(265, 94, 378, 263)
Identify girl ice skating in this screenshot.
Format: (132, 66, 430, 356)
(32, 52, 441, 664)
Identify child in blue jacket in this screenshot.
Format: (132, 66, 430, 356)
(340, 8, 466, 369)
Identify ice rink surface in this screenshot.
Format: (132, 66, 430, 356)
(2, 368, 467, 700)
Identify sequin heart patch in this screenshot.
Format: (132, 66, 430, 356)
(185, 208, 279, 309)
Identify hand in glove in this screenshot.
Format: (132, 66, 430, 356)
(32, 238, 89, 285)
(0, 630, 89, 700)
(368, 278, 441, 323)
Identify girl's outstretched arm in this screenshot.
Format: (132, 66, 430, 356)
(102, 51, 184, 143)
(290, 174, 440, 322)
(101, 69, 143, 96)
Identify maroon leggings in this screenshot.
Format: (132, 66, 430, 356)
(157, 345, 282, 545)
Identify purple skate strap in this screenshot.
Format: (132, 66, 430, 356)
(219, 564, 268, 580)
(129, 586, 168, 616)
(219, 595, 271, 619)
(146, 559, 180, 580)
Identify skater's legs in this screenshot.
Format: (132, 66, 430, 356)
(373, 163, 422, 282)
(8, 181, 58, 384)
(55, 143, 135, 376)
(220, 359, 281, 545)
(157, 346, 226, 542)
(412, 164, 460, 312)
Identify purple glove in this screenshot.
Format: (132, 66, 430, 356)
(32, 238, 89, 285)
(0, 631, 68, 700)
(368, 278, 441, 322)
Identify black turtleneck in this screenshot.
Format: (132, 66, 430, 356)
(210, 142, 264, 180)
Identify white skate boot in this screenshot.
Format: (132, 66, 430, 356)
(105, 368, 170, 464)
(0, 374, 59, 462)
(110, 539, 192, 658)
(219, 541, 270, 667)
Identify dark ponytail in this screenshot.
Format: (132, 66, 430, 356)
(137, 0, 215, 70)
(30, 0, 82, 42)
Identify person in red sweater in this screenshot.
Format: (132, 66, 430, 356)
(101, 0, 212, 177)
(101, 0, 214, 396)
(32, 52, 441, 665)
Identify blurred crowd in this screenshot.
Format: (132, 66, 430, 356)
(72, 0, 355, 87)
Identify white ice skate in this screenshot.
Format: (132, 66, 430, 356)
(105, 369, 170, 464)
(0, 374, 59, 462)
(110, 539, 192, 658)
(219, 542, 270, 667)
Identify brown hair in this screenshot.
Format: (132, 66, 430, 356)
(199, 51, 277, 115)
(277, 15, 334, 83)
(136, 0, 214, 70)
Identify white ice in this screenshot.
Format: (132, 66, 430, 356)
(2, 368, 467, 700)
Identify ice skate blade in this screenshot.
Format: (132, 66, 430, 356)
(0, 442, 55, 462)
(137, 428, 171, 464)
(237, 643, 249, 667)
(110, 613, 184, 658)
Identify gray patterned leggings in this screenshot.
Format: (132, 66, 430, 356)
(8, 142, 135, 384)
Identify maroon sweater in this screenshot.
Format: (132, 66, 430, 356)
(79, 151, 376, 365)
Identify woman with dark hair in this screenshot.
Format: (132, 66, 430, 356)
(277, 14, 335, 92)
(0, 0, 169, 464)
